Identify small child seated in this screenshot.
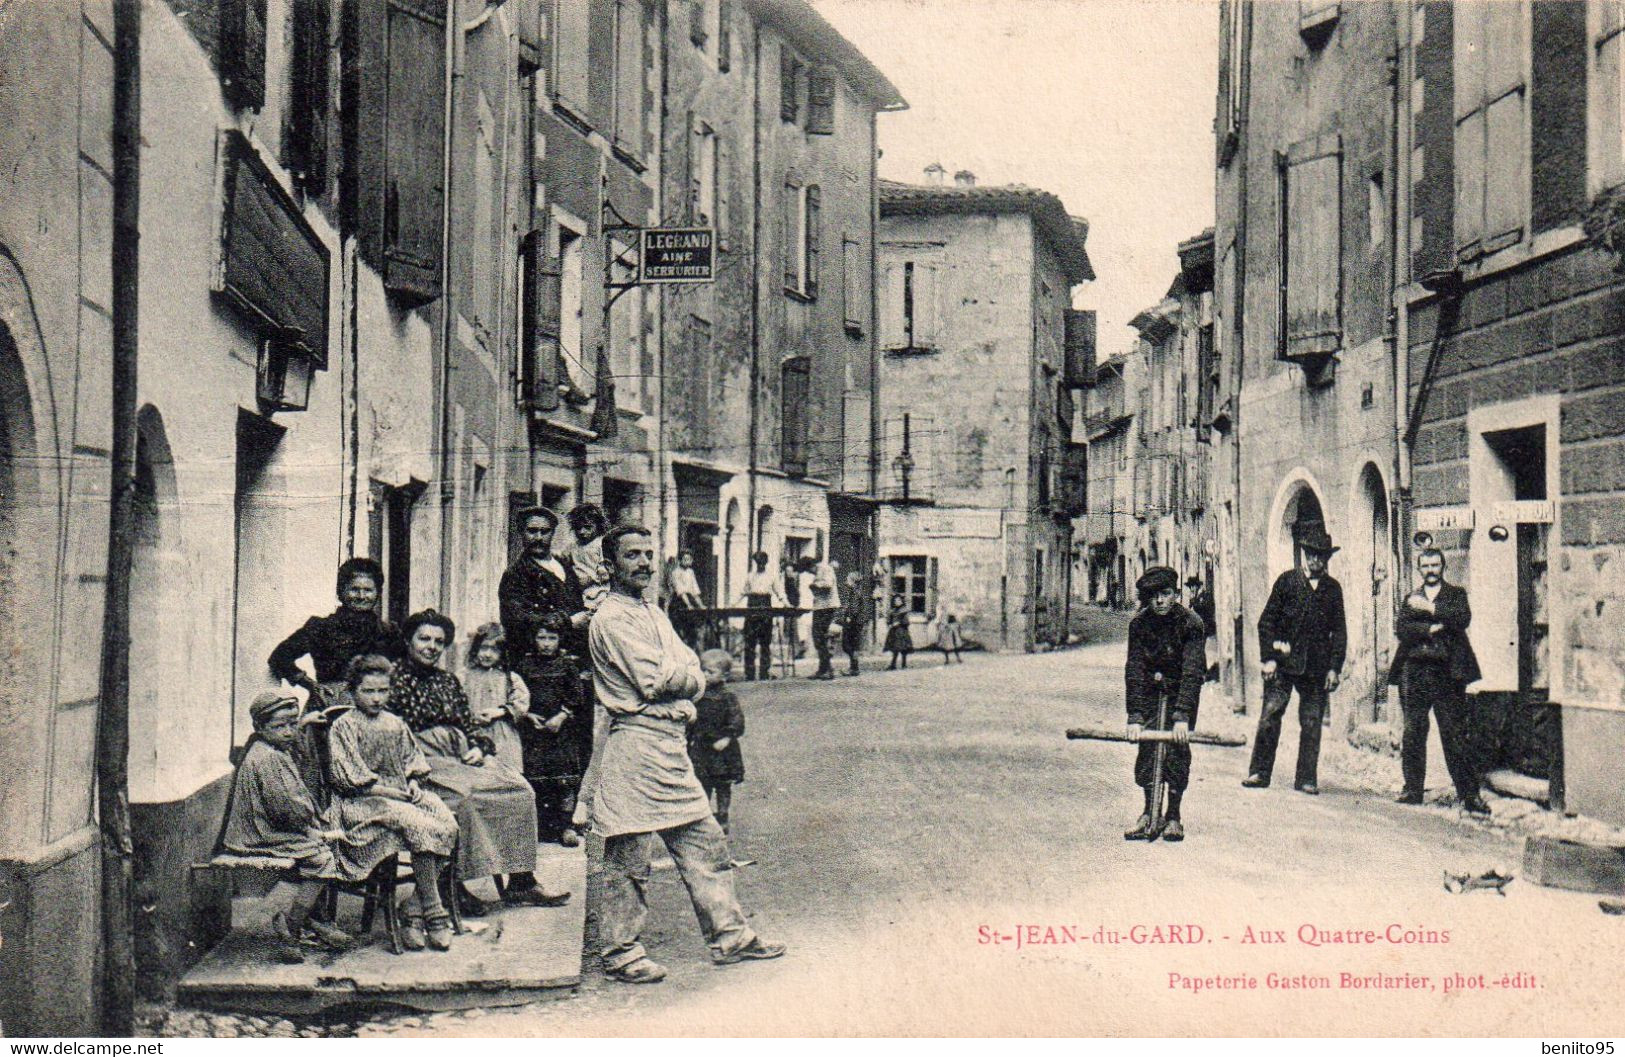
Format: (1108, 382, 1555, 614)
(325, 655, 463, 951)
(462, 622, 531, 775)
(513, 611, 585, 847)
(688, 649, 746, 833)
(221, 692, 372, 963)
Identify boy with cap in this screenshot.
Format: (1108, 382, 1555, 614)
(1123, 566, 1207, 842)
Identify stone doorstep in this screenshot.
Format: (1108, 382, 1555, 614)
(1522, 833, 1625, 896)
(176, 844, 585, 1017)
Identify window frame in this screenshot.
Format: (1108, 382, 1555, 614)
(1590, 0, 1625, 194)
(613, 0, 646, 160)
(552, 0, 591, 121)
(554, 213, 589, 394)
(1452, 0, 1531, 262)
(889, 555, 936, 618)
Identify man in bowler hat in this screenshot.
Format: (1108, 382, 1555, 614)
(1242, 527, 1347, 795)
(1388, 548, 1488, 814)
(1124, 566, 1208, 841)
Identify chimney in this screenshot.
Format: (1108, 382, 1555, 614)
(923, 162, 946, 186)
(954, 170, 976, 187)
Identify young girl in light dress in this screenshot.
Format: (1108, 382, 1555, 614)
(462, 623, 531, 774)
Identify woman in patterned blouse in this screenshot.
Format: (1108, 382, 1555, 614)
(393, 610, 569, 913)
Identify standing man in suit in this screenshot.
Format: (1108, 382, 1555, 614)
(1388, 548, 1488, 814)
(500, 506, 591, 661)
(1242, 527, 1347, 795)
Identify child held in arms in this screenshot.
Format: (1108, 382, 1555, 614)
(689, 649, 747, 833)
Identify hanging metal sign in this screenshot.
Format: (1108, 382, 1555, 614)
(640, 227, 715, 283)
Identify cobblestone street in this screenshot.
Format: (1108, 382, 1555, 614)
(139, 633, 1622, 1037)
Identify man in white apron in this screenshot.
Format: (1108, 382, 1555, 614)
(578, 525, 786, 983)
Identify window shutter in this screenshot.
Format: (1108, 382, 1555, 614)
(780, 47, 799, 122)
(1529, 0, 1586, 233)
(717, 0, 732, 72)
(842, 236, 863, 332)
(353, 0, 446, 305)
(687, 113, 703, 223)
(219, 0, 268, 109)
(1282, 141, 1341, 358)
(717, 138, 732, 250)
(926, 557, 939, 620)
(614, 0, 645, 154)
(1412, 1, 1455, 280)
(784, 182, 800, 290)
(879, 263, 906, 350)
(521, 235, 562, 411)
(781, 357, 810, 475)
(807, 68, 836, 135)
(690, 0, 708, 46)
(554, 0, 591, 113)
(804, 184, 821, 299)
(1064, 308, 1096, 387)
(287, 0, 330, 193)
(913, 261, 938, 347)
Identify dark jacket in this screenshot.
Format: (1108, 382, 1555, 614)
(513, 651, 584, 782)
(1257, 569, 1348, 678)
(1125, 603, 1206, 726)
(268, 607, 404, 686)
(499, 555, 587, 658)
(1387, 581, 1481, 686)
(689, 687, 745, 784)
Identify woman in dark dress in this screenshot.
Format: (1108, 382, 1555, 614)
(269, 557, 404, 708)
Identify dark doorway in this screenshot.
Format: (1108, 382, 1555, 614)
(232, 411, 286, 743)
(373, 480, 424, 627)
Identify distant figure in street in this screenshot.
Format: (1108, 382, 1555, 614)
(781, 557, 804, 658)
(500, 506, 589, 662)
(809, 557, 842, 679)
(690, 649, 747, 833)
(1186, 575, 1218, 682)
(935, 613, 965, 665)
(840, 570, 866, 676)
(668, 549, 706, 647)
(885, 594, 913, 670)
(1242, 528, 1347, 795)
(739, 550, 786, 681)
(1123, 567, 1206, 842)
(513, 611, 587, 847)
(796, 559, 816, 660)
(1389, 549, 1488, 815)
(578, 525, 784, 983)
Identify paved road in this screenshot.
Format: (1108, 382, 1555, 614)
(390, 642, 1622, 1037)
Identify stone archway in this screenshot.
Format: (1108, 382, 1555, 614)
(1346, 461, 1394, 723)
(1266, 468, 1328, 580)
(129, 405, 184, 799)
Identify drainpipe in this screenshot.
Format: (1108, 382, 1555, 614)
(1394, 0, 1415, 557)
(746, 19, 762, 550)
(97, 0, 141, 1034)
(656, 0, 670, 566)
(868, 105, 882, 636)
(436, 0, 468, 607)
(1228, 0, 1252, 709)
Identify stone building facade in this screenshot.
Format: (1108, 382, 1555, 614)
(876, 173, 1093, 651)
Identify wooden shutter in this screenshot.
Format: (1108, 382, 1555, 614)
(687, 112, 702, 223)
(804, 184, 821, 299)
(717, 138, 732, 250)
(912, 261, 938, 348)
(807, 68, 836, 135)
(554, 0, 590, 113)
(615, 0, 645, 155)
(219, 0, 268, 109)
(781, 358, 810, 475)
(1412, 2, 1455, 279)
(353, 0, 446, 304)
(879, 262, 906, 350)
(1064, 308, 1096, 387)
(926, 557, 939, 620)
(1281, 138, 1341, 358)
(287, 0, 330, 193)
(784, 182, 800, 290)
(521, 235, 562, 411)
(842, 236, 863, 331)
(717, 0, 732, 71)
(1530, 0, 1586, 233)
(780, 47, 799, 122)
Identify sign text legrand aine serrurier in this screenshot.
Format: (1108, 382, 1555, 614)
(640, 227, 715, 283)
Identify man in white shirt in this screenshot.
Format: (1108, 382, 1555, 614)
(809, 557, 842, 680)
(578, 525, 784, 983)
(738, 550, 787, 681)
(667, 549, 706, 647)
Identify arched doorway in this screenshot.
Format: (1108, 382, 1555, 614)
(722, 497, 741, 605)
(129, 406, 182, 796)
(1269, 474, 1327, 578)
(1348, 462, 1394, 723)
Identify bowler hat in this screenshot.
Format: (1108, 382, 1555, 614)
(1136, 565, 1179, 598)
(1297, 527, 1340, 556)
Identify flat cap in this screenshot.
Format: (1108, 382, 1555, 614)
(249, 690, 300, 727)
(1136, 565, 1179, 597)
